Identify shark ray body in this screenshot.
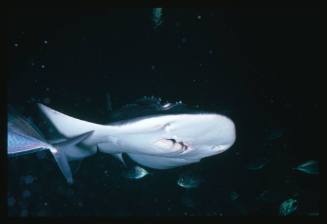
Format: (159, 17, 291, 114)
(38, 97, 236, 171)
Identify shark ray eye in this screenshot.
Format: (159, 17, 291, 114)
(166, 138, 176, 144)
(154, 138, 175, 149)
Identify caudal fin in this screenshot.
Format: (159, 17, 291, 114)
(38, 103, 102, 138)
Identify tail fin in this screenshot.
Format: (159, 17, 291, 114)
(51, 131, 94, 184)
(38, 103, 102, 138)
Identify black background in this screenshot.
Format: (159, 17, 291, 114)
(7, 8, 320, 216)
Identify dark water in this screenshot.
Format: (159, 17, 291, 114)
(7, 8, 320, 216)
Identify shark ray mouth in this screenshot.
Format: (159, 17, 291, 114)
(153, 138, 190, 154)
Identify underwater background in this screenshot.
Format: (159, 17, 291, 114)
(7, 8, 319, 216)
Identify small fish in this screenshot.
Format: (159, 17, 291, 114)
(124, 166, 149, 180)
(152, 8, 163, 29)
(265, 128, 284, 141)
(230, 191, 239, 201)
(247, 157, 270, 171)
(177, 173, 201, 189)
(279, 198, 298, 216)
(294, 160, 319, 175)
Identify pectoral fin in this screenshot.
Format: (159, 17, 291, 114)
(52, 150, 74, 184)
(50, 131, 94, 184)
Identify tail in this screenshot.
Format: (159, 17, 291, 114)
(50, 131, 94, 184)
(37, 103, 103, 138)
(38, 103, 117, 184)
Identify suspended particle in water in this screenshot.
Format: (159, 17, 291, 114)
(8, 196, 16, 207)
(85, 97, 92, 103)
(209, 50, 214, 55)
(284, 103, 292, 109)
(181, 195, 195, 208)
(20, 209, 28, 217)
(151, 65, 156, 70)
(37, 210, 47, 216)
(230, 191, 240, 201)
(258, 190, 284, 203)
(22, 190, 31, 198)
(313, 103, 319, 110)
(44, 40, 48, 44)
(105, 93, 112, 112)
(247, 157, 270, 171)
(27, 97, 35, 104)
(41, 64, 46, 69)
(43, 98, 51, 104)
(197, 15, 202, 20)
(13, 43, 19, 47)
(18, 200, 29, 209)
(181, 37, 187, 44)
(23, 175, 34, 185)
(266, 128, 284, 141)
